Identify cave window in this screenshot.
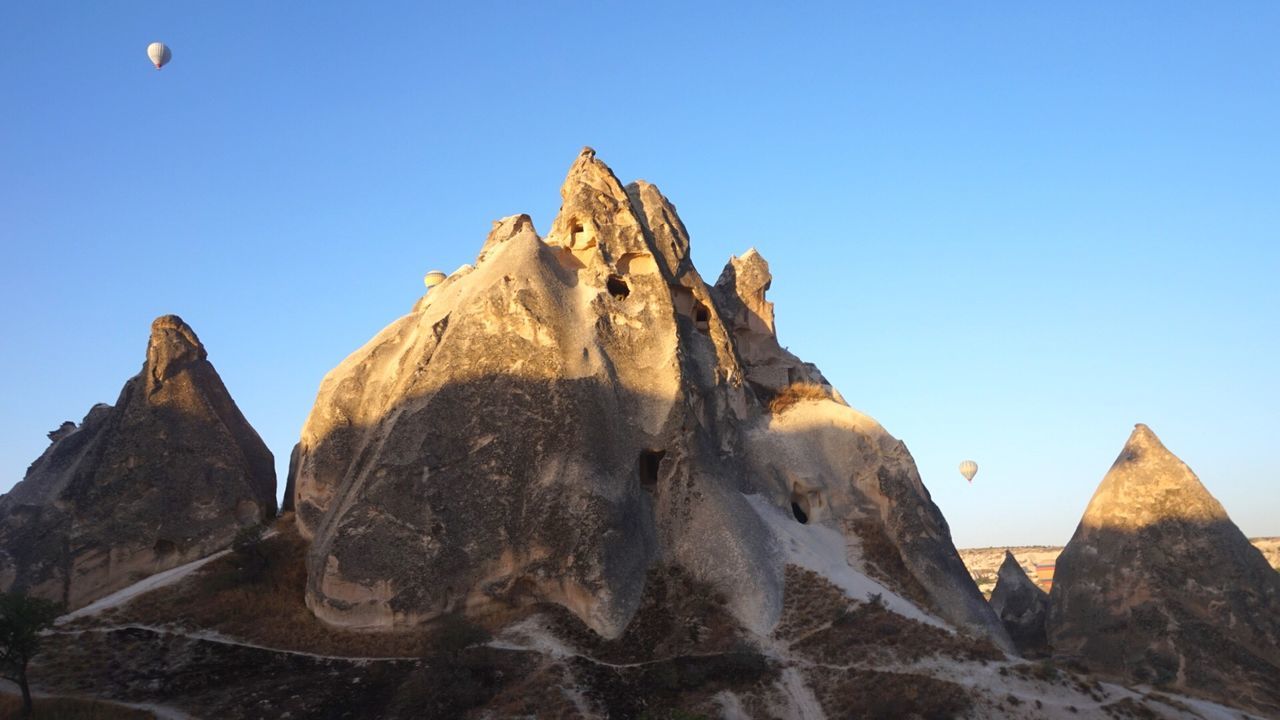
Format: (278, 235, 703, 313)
(638, 450, 666, 490)
(693, 302, 710, 333)
(790, 490, 810, 524)
(153, 538, 177, 556)
(607, 275, 630, 300)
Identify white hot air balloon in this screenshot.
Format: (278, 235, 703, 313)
(147, 42, 172, 70)
(423, 270, 447, 290)
(959, 460, 978, 484)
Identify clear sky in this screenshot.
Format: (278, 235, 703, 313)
(2, 3, 1277, 548)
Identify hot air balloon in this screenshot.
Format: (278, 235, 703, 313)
(423, 270, 447, 290)
(147, 42, 171, 69)
(959, 460, 978, 484)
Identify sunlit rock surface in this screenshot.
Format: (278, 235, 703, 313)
(1049, 423, 1280, 714)
(0, 315, 277, 609)
(292, 149, 1010, 649)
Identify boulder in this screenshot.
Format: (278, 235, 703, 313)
(0, 315, 277, 609)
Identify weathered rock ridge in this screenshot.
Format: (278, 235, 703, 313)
(989, 550, 1049, 657)
(292, 149, 1010, 649)
(0, 315, 277, 609)
(1049, 423, 1280, 713)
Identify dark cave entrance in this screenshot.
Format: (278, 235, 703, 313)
(607, 275, 631, 300)
(638, 449, 666, 490)
(693, 302, 710, 333)
(790, 490, 810, 524)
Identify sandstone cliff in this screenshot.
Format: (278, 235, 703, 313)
(0, 315, 277, 609)
(1049, 424, 1280, 713)
(291, 149, 1010, 650)
(989, 550, 1049, 657)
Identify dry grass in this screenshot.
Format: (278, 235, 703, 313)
(768, 382, 831, 414)
(536, 565, 775, 718)
(81, 517, 437, 657)
(1101, 697, 1162, 719)
(773, 566, 855, 642)
(542, 564, 748, 665)
(0, 692, 155, 719)
(810, 666, 973, 720)
(777, 566, 1003, 665)
(849, 518, 936, 611)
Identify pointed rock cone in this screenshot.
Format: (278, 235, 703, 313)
(989, 551, 1049, 657)
(1048, 424, 1280, 714)
(0, 315, 276, 610)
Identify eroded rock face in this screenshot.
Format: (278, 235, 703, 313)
(0, 315, 277, 609)
(989, 551, 1049, 657)
(293, 149, 1009, 649)
(1049, 424, 1280, 713)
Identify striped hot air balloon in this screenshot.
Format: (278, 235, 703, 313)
(959, 460, 978, 484)
(423, 270, 447, 290)
(147, 42, 171, 69)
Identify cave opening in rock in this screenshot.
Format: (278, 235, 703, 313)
(693, 302, 710, 333)
(153, 538, 177, 556)
(607, 275, 630, 300)
(790, 491, 810, 524)
(569, 220, 585, 245)
(638, 449, 665, 490)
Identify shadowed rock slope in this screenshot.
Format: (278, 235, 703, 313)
(292, 148, 1010, 650)
(989, 550, 1049, 657)
(1049, 423, 1280, 714)
(0, 315, 277, 609)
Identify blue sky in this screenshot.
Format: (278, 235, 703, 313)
(2, 3, 1276, 548)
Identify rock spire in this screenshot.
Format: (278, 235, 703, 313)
(1049, 424, 1280, 714)
(0, 315, 276, 609)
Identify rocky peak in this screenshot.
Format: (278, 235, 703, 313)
(476, 213, 538, 265)
(291, 149, 1009, 653)
(1049, 423, 1280, 713)
(546, 147, 651, 264)
(995, 551, 1036, 590)
(625, 179, 690, 278)
(0, 315, 276, 609)
(714, 248, 776, 338)
(1078, 423, 1229, 536)
(46, 421, 77, 443)
(145, 314, 209, 392)
(988, 551, 1049, 656)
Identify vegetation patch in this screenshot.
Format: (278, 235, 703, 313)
(809, 666, 973, 720)
(71, 518, 437, 657)
(0, 693, 155, 719)
(849, 518, 936, 611)
(541, 564, 747, 665)
(773, 566, 854, 642)
(33, 623, 543, 719)
(570, 651, 773, 720)
(768, 382, 831, 414)
(1100, 696, 1161, 719)
(532, 565, 775, 718)
(778, 566, 1002, 664)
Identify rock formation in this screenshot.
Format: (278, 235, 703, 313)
(1049, 423, 1280, 713)
(0, 315, 277, 609)
(989, 550, 1049, 656)
(291, 149, 1010, 650)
